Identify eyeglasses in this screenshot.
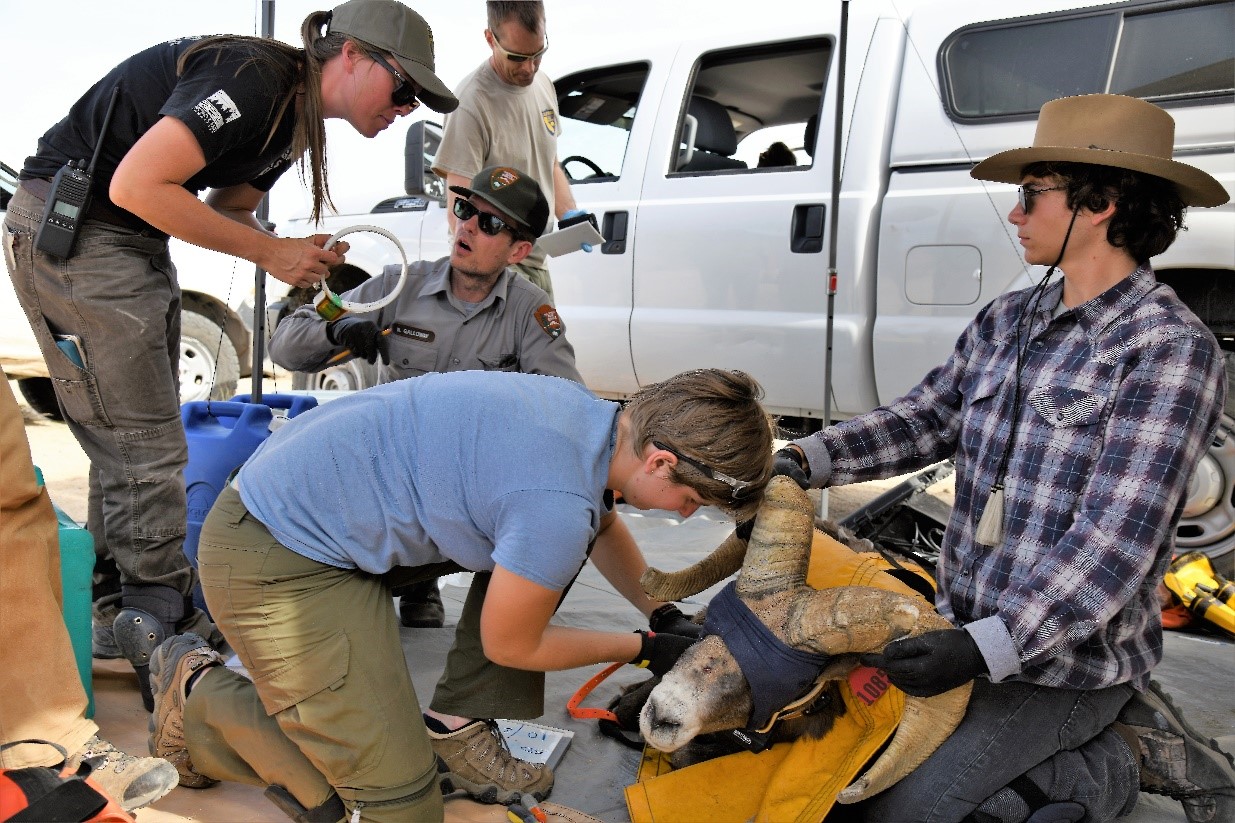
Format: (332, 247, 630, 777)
(367, 51, 421, 109)
(651, 440, 757, 501)
(453, 197, 523, 239)
(490, 30, 549, 63)
(1017, 184, 1066, 214)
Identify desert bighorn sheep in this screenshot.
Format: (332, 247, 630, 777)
(637, 476, 971, 804)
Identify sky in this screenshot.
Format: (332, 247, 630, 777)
(0, 0, 765, 231)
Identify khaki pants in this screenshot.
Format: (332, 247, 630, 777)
(188, 487, 443, 821)
(0, 371, 96, 767)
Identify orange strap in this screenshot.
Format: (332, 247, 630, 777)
(567, 662, 625, 722)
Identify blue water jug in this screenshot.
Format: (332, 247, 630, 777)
(181, 394, 318, 612)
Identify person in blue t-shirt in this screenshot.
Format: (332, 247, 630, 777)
(147, 368, 774, 822)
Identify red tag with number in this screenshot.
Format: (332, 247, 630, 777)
(849, 665, 891, 706)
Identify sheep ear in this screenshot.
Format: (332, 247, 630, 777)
(641, 528, 749, 601)
(735, 477, 815, 599)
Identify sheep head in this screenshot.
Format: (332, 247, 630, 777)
(638, 477, 971, 804)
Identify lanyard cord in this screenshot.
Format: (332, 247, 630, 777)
(975, 205, 1081, 545)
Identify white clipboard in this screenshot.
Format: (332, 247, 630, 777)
(536, 220, 605, 258)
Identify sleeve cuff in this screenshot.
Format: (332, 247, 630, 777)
(791, 436, 832, 488)
(964, 616, 1021, 682)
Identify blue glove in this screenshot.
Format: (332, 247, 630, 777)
(560, 208, 597, 252)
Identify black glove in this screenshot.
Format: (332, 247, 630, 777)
(648, 604, 702, 639)
(771, 447, 809, 489)
(860, 628, 987, 698)
(326, 316, 389, 365)
(631, 630, 695, 676)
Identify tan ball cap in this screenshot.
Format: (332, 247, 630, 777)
(971, 94, 1228, 207)
(329, 0, 458, 113)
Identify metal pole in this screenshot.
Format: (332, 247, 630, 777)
(250, 0, 276, 403)
(822, 0, 848, 429)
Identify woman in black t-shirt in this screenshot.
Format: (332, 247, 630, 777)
(0, 3, 457, 801)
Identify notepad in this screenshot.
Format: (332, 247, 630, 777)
(498, 719, 575, 769)
(536, 221, 605, 257)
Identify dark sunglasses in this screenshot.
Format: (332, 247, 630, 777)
(651, 439, 756, 501)
(490, 31, 549, 63)
(367, 51, 421, 109)
(453, 197, 524, 239)
(1017, 184, 1066, 214)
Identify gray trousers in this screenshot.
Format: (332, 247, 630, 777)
(3, 187, 208, 631)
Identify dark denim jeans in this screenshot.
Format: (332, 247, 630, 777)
(861, 678, 1139, 823)
(4, 186, 206, 628)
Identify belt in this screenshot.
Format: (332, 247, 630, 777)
(19, 177, 160, 235)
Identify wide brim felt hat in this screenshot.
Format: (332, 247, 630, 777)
(329, 0, 458, 113)
(971, 94, 1229, 207)
(450, 166, 551, 238)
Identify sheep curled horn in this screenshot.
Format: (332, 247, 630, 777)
(638, 476, 971, 804)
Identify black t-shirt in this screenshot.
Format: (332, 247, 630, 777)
(22, 36, 300, 232)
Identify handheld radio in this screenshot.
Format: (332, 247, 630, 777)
(35, 85, 121, 259)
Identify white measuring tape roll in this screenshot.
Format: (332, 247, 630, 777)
(316, 224, 409, 316)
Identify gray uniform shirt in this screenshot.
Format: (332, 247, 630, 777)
(268, 257, 582, 384)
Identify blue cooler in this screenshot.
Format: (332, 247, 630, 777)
(181, 394, 318, 611)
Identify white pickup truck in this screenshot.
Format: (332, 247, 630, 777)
(282, 0, 1235, 571)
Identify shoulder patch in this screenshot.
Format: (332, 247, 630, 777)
(193, 90, 241, 133)
(534, 304, 563, 339)
(542, 109, 558, 135)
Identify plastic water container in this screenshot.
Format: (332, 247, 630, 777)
(181, 394, 318, 611)
(34, 466, 95, 718)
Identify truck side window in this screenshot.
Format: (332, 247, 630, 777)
(672, 38, 829, 176)
(942, 1, 1234, 121)
(556, 62, 649, 183)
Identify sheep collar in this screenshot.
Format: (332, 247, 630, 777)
(702, 581, 832, 733)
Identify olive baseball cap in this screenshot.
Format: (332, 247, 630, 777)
(329, 0, 458, 113)
(450, 166, 551, 238)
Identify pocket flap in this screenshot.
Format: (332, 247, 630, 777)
(1027, 385, 1106, 427)
(253, 630, 350, 716)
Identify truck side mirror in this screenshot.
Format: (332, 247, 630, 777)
(404, 120, 445, 201)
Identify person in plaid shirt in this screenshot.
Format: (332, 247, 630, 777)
(777, 94, 1233, 823)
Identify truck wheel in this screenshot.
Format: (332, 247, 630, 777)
(1176, 355, 1234, 577)
(17, 377, 62, 420)
(180, 309, 239, 402)
(290, 358, 380, 392)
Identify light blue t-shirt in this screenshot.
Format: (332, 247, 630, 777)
(236, 371, 620, 590)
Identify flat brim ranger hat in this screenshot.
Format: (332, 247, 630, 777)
(971, 93, 1229, 207)
(329, 0, 458, 113)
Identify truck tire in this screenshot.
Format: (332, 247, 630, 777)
(1175, 354, 1234, 577)
(290, 358, 381, 392)
(17, 377, 62, 420)
(179, 308, 239, 403)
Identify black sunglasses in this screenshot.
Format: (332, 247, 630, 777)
(651, 440, 756, 501)
(367, 51, 421, 109)
(453, 197, 524, 239)
(1017, 184, 1066, 214)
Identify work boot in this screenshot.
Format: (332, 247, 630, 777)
(399, 579, 446, 628)
(430, 719, 553, 804)
(1116, 680, 1235, 823)
(65, 735, 178, 812)
(149, 633, 225, 789)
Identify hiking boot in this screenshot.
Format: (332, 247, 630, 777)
(65, 735, 178, 812)
(92, 620, 123, 659)
(1116, 680, 1235, 823)
(399, 580, 446, 628)
(148, 633, 225, 789)
(430, 719, 553, 804)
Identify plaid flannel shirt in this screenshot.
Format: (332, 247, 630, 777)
(798, 266, 1225, 689)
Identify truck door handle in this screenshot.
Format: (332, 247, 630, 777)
(790, 204, 826, 253)
(602, 211, 628, 255)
